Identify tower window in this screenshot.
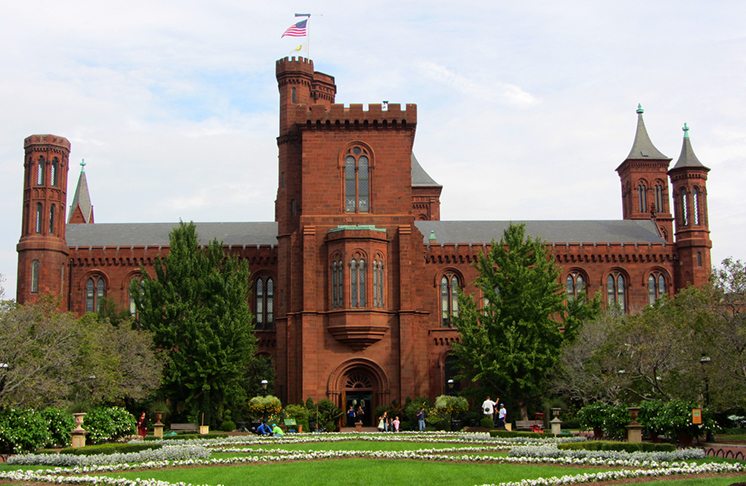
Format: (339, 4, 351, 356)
(85, 275, 106, 313)
(654, 184, 664, 213)
(680, 189, 688, 226)
(647, 272, 667, 305)
(373, 258, 384, 308)
(35, 203, 43, 233)
(440, 273, 460, 327)
(31, 260, 40, 293)
(606, 272, 626, 313)
(350, 257, 366, 307)
(637, 183, 647, 213)
(331, 259, 344, 308)
(255, 276, 275, 330)
(693, 187, 700, 225)
(37, 158, 45, 186)
(49, 204, 56, 235)
(566, 271, 586, 302)
(344, 146, 370, 213)
(51, 159, 59, 186)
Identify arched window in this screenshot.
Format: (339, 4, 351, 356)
(255, 276, 275, 330)
(31, 260, 40, 293)
(128, 277, 142, 316)
(637, 183, 647, 213)
(373, 257, 384, 308)
(37, 158, 45, 186)
(49, 204, 56, 235)
(647, 272, 667, 305)
(331, 258, 344, 308)
(350, 257, 366, 308)
(85, 275, 106, 312)
(606, 272, 626, 313)
(654, 184, 664, 213)
(35, 203, 43, 233)
(693, 187, 700, 225)
(680, 188, 688, 226)
(566, 271, 586, 302)
(440, 273, 460, 327)
(51, 159, 59, 186)
(344, 146, 370, 213)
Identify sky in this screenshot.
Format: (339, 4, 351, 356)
(1, 1, 745, 298)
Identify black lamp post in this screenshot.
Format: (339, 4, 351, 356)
(699, 355, 713, 442)
(261, 379, 268, 393)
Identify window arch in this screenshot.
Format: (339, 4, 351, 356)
(440, 272, 461, 327)
(693, 187, 701, 225)
(350, 254, 367, 308)
(344, 145, 371, 213)
(51, 158, 59, 186)
(331, 256, 344, 308)
(36, 157, 46, 186)
(49, 204, 56, 235)
(566, 271, 586, 302)
(255, 276, 275, 330)
(647, 271, 667, 305)
(85, 275, 107, 313)
(373, 255, 384, 308)
(680, 188, 689, 226)
(637, 182, 647, 213)
(35, 203, 43, 233)
(31, 260, 40, 293)
(606, 271, 627, 313)
(654, 183, 665, 213)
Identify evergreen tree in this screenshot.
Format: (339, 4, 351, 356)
(134, 222, 256, 426)
(452, 224, 599, 419)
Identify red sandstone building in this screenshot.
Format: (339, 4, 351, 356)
(16, 57, 712, 422)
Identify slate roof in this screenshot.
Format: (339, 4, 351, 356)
(411, 153, 441, 187)
(625, 108, 669, 160)
(414, 220, 666, 245)
(68, 171, 94, 223)
(672, 131, 708, 170)
(66, 222, 278, 247)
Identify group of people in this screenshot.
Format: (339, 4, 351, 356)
(346, 403, 366, 426)
(376, 411, 401, 432)
(482, 395, 507, 428)
(255, 421, 285, 437)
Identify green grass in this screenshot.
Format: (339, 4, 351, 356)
(109, 459, 612, 486)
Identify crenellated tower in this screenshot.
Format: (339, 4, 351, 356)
(669, 123, 711, 289)
(616, 104, 674, 242)
(17, 134, 71, 307)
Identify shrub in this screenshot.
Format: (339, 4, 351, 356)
(403, 397, 431, 431)
(40, 407, 74, 448)
(480, 416, 495, 428)
(284, 404, 309, 432)
(638, 399, 715, 442)
(558, 440, 676, 452)
(576, 402, 629, 440)
(219, 420, 236, 432)
(248, 395, 282, 420)
(84, 407, 136, 444)
(316, 399, 343, 431)
(0, 408, 52, 454)
(576, 402, 606, 434)
(59, 442, 161, 455)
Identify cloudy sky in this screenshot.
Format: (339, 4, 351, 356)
(1, 1, 744, 298)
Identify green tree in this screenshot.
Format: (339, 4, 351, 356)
(452, 224, 599, 419)
(134, 222, 257, 426)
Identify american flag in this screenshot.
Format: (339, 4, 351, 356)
(282, 19, 308, 38)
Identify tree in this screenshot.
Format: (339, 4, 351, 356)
(134, 221, 257, 426)
(452, 224, 599, 419)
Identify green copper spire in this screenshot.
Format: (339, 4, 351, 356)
(636, 103, 644, 114)
(80, 158, 86, 172)
(682, 122, 689, 138)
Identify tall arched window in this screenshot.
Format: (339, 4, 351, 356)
(85, 275, 106, 312)
(128, 277, 142, 316)
(35, 203, 43, 233)
(31, 260, 40, 293)
(654, 184, 664, 213)
(440, 273, 460, 327)
(637, 183, 647, 213)
(49, 204, 56, 235)
(51, 159, 59, 186)
(606, 272, 626, 313)
(373, 257, 384, 308)
(647, 272, 667, 305)
(680, 189, 689, 226)
(255, 276, 275, 330)
(331, 258, 344, 308)
(37, 158, 45, 186)
(344, 146, 370, 213)
(693, 187, 700, 225)
(566, 271, 586, 302)
(350, 257, 366, 308)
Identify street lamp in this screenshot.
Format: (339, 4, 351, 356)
(447, 379, 454, 392)
(699, 355, 713, 442)
(261, 379, 268, 393)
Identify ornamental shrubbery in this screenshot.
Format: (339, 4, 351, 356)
(84, 406, 136, 444)
(40, 407, 74, 448)
(0, 408, 52, 454)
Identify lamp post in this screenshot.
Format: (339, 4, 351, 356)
(261, 379, 268, 393)
(699, 355, 713, 442)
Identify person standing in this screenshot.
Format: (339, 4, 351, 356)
(416, 407, 426, 432)
(481, 396, 498, 426)
(498, 403, 508, 429)
(136, 412, 147, 439)
(347, 405, 356, 427)
(393, 416, 400, 432)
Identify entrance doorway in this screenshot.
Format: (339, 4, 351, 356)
(342, 369, 376, 426)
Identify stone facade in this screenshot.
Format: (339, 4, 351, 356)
(15, 57, 712, 422)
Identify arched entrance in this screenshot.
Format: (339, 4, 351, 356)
(328, 358, 390, 428)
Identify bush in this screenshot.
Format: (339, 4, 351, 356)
(558, 440, 676, 452)
(638, 399, 715, 442)
(576, 402, 606, 434)
(316, 399, 343, 431)
(576, 402, 628, 440)
(480, 416, 495, 428)
(59, 442, 161, 455)
(84, 407, 136, 444)
(219, 420, 236, 432)
(40, 407, 74, 448)
(248, 395, 282, 420)
(0, 408, 52, 454)
(403, 397, 431, 431)
(284, 404, 310, 432)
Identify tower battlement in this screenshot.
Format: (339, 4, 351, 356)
(24, 134, 70, 150)
(276, 56, 315, 79)
(293, 103, 417, 126)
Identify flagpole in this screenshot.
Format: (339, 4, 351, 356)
(295, 13, 311, 59)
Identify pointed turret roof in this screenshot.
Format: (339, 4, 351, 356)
(625, 104, 669, 160)
(68, 160, 94, 224)
(672, 123, 709, 171)
(411, 153, 441, 187)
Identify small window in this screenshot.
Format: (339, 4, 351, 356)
(637, 183, 647, 213)
(51, 159, 59, 186)
(331, 259, 344, 308)
(35, 203, 43, 233)
(647, 272, 667, 305)
(680, 189, 689, 226)
(606, 272, 626, 313)
(31, 260, 40, 293)
(254, 276, 275, 330)
(566, 271, 586, 302)
(49, 204, 56, 235)
(37, 158, 46, 186)
(373, 258, 384, 308)
(128, 277, 142, 316)
(350, 257, 367, 308)
(654, 184, 664, 213)
(85, 275, 107, 312)
(440, 273, 460, 327)
(693, 187, 701, 225)
(343, 145, 371, 213)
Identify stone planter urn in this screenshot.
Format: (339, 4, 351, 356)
(626, 407, 642, 443)
(153, 411, 165, 439)
(71, 413, 88, 448)
(354, 421, 363, 432)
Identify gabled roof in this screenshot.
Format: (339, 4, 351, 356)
(625, 105, 669, 161)
(411, 153, 441, 187)
(415, 220, 666, 245)
(68, 170, 94, 223)
(672, 124, 708, 171)
(66, 222, 278, 247)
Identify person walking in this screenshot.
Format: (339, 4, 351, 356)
(416, 407, 426, 432)
(498, 403, 508, 429)
(481, 395, 498, 426)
